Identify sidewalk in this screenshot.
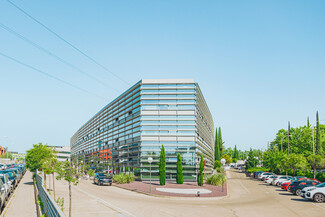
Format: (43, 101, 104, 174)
(53, 176, 121, 217)
(3, 170, 37, 217)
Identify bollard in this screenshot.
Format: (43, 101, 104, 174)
(197, 191, 200, 197)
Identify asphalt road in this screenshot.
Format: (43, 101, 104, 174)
(55, 169, 325, 217)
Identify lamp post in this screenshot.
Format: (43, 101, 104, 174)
(148, 157, 153, 193)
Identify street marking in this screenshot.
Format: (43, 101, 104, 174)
(73, 185, 137, 217)
(313, 203, 325, 210)
(238, 179, 249, 193)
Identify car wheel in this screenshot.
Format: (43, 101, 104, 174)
(314, 193, 325, 203)
(296, 189, 301, 196)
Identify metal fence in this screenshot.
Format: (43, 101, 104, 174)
(36, 171, 65, 217)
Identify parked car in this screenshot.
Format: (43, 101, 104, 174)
(0, 179, 6, 210)
(302, 182, 325, 202)
(0, 174, 12, 200)
(0, 164, 6, 171)
(265, 175, 278, 184)
(5, 169, 21, 183)
(0, 171, 17, 188)
(253, 171, 264, 179)
(259, 172, 274, 181)
(288, 180, 320, 195)
(94, 173, 112, 186)
(272, 176, 291, 186)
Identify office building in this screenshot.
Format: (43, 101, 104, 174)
(71, 79, 214, 181)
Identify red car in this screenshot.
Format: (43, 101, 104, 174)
(282, 177, 309, 190)
(282, 182, 291, 190)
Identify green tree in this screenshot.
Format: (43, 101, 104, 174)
(26, 143, 55, 172)
(56, 160, 80, 217)
(42, 158, 59, 200)
(87, 169, 95, 178)
(286, 153, 307, 176)
(214, 160, 222, 169)
(245, 149, 258, 170)
(197, 155, 204, 186)
(218, 127, 223, 155)
(307, 155, 324, 179)
(221, 154, 232, 164)
(176, 153, 183, 184)
(215, 128, 220, 161)
(0, 151, 13, 160)
(316, 111, 322, 155)
(159, 145, 166, 185)
(262, 147, 285, 173)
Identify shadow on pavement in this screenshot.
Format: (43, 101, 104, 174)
(279, 193, 293, 196)
(291, 198, 310, 203)
(23, 182, 34, 185)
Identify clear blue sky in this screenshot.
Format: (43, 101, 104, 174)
(0, 0, 324, 153)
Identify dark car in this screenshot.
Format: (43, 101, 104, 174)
(253, 171, 264, 179)
(0, 171, 17, 188)
(288, 180, 320, 195)
(94, 173, 112, 186)
(6, 168, 22, 182)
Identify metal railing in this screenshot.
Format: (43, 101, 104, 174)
(35, 171, 65, 217)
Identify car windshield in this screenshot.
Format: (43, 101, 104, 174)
(316, 183, 325, 188)
(98, 173, 109, 178)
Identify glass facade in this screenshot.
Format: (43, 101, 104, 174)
(71, 79, 214, 181)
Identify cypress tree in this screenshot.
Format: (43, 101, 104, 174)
(307, 117, 310, 128)
(233, 145, 237, 159)
(215, 128, 220, 161)
(316, 111, 322, 155)
(159, 145, 166, 185)
(287, 121, 290, 154)
(199, 155, 204, 186)
(176, 153, 183, 184)
(218, 127, 223, 156)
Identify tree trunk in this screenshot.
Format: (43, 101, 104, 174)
(314, 169, 316, 179)
(53, 172, 56, 200)
(69, 182, 72, 217)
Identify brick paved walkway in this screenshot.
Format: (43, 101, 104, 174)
(115, 181, 227, 197)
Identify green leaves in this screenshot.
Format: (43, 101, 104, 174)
(25, 143, 55, 172)
(159, 145, 166, 185)
(176, 153, 183, 184)
(56, 161, 80, 185)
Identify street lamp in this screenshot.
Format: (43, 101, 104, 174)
(148, 157, 153, 193)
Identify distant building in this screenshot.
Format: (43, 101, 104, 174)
(71, 79, 214, 181)
(0, 147, 6, 156)
(49, 146, 71, 162)
(12, 153, 26, 161)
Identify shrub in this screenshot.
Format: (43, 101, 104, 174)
(247, 167, 270, 174)
(316, 173, 325, 182)
(216, 168, 223, 173)
(214, 160, 222, 169)
(112, 173, 135, 184)
(87, 169, 95, 177)
(206, 174, 225, 186)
